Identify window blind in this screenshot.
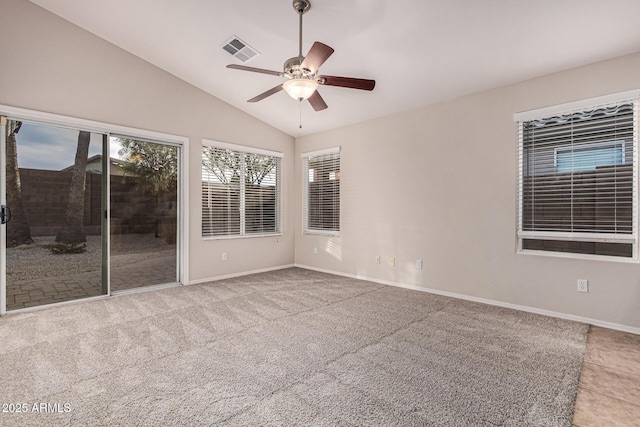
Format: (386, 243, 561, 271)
(517, 97, 638, 257)
(302, 147, 340, 235)
(244, 152, 280, 235)
(202, 142, 281, 238)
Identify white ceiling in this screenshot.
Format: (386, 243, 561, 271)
(29, 0, 640, 137)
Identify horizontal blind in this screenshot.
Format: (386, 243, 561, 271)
(303, 150, 340, 234)
(244, 153, 280, 235)
(518, 100, 637, 237)
(202, 145, 281, 237)
(202, 147, 241, 236)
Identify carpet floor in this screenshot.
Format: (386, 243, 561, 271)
(0, 267, 588, 426)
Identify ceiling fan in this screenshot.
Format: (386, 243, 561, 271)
(226, 0, 375, 111)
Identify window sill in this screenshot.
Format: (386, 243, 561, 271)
(202, 233, 282, 241)
(303, 230, 340, 238)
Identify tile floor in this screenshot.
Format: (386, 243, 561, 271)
(572, 326, 640, 426)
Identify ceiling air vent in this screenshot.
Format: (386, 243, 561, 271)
(222, 36, 259, 62)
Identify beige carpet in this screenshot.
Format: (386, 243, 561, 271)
(0, 267, 587, 426)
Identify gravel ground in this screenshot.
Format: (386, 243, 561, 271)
(6, 234, 176, 281)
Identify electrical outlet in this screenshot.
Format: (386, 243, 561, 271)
(313, 247, 318, 254)
(416, 259, 423, 270)
(222, 252, 227, 261)
(275, 237, 279, 243)
(375, 256, 380, 264)
(389, 257, 395, 267)
(577, 279, 588, 293)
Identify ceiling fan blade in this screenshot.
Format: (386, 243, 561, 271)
(227, 64, 283, 77)
(247, 85, 284, 103)
(308, 90, 328, 111)
(318, 75, 376, 91)
(300, 42, 335, 73)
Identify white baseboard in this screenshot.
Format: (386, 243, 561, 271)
(294, 264, 640, 335)
(188, 264, 295, 285)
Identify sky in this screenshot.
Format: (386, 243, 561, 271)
(13, 122, 123, 171)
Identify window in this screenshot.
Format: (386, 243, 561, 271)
(302, 147, 340, 235)
(555, 141, 624, 173)
(516, 92, 638, 259)
(202, 140, 281, 238)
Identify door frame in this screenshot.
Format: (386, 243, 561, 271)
(0, 105, 189, 314)
(1, 117, 7, 315)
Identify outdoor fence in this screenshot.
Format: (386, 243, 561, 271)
(18, 168, 177, 241)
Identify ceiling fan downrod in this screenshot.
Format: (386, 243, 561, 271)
(292, 0, 311, 59)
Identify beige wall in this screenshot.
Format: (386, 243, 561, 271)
(295, 52, 640, 331)
(0, 0, 295, 282)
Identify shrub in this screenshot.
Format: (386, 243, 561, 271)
(50, 242, 87, 254)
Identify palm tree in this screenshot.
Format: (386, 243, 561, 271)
(5, 120, 34, 247)
(55, 131, 91, 244)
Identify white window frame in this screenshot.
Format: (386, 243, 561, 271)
(301, 146, 341, 237)
(201, 139, 283, 240)
(514, 90, 640, 261)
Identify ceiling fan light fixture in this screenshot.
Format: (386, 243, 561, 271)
(283, 78, 318, 100)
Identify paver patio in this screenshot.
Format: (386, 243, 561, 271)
(6, 253, 177, 310)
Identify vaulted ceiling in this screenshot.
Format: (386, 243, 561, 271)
(29, 0, 640, 137)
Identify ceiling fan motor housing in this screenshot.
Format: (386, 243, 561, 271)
(283, 56, 315, 80)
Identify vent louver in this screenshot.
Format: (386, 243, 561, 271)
(222, 36, 258, 62)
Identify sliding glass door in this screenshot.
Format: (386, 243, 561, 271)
(1, 119, 106, 310)
(1, 116, 182, 312)
(109, 136, 178, 291)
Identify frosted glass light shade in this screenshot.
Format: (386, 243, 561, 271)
(283, 79, 318, 100)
